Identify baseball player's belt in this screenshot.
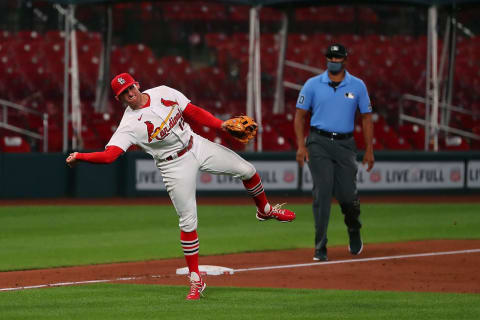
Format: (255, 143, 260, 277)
(160, 136, 194, 162)
(310, 127, 353, 140)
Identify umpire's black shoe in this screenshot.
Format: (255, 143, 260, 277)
(313, 247, 328, 262)
(348, 230, 363, 255)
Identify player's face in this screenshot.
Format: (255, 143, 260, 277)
(118, 84, 142, 108)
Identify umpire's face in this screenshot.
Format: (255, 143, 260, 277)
(326, 56, 346, 74)
(327, 56, 345, 63)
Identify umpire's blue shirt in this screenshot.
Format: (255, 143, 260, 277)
(296, 70, 372, 133)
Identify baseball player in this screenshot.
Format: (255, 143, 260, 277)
(66, 72, 296, 300)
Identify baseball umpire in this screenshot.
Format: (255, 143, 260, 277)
(66, 72, 296, 300)
(294, 43, 374, 262)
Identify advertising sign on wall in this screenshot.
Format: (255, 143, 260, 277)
(467, 160, 480, 189)
(302, 161, 465, 191)
(136, 160, 166, 190)
(135, 160, 298, 191)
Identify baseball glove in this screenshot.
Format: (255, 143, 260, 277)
(223, 115, 258, 144)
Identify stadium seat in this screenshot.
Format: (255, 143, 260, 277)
(358, 7, 379, 24)
(0, 135, 31, 152)
(398, 124, 426, 150)
(262, 124, 292, 151)
(228, 5, 249, 21)
(383, 134, 412, 150)
(442, 136, 470, 151)
(38, 124, 63, 152)
(80, 125, 104, 151)
(204, 32, 228, 48)
(214, 131, 246, 151)
(15, 30, 42, 42)
(354, 125, 365, 150)
(45, 30, 65, 42)
(94, 120, 118, 146)
(471, 126, 480, 149)
(0, 30, 12, 42)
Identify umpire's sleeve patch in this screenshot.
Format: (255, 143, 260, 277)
(298, 95, 305, 104)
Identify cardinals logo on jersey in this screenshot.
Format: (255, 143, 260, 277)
(161, 98, 178, 107)
(144, 111, 185, 142)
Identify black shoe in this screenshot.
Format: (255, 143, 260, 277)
(313, 247, 328, 261)
(348, 230, 363, 255)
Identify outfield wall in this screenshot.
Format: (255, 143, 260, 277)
(1, 151, 479, 198)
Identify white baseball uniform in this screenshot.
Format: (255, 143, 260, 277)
(107, 85, 255, 232)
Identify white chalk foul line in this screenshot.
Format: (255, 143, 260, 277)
(0, 279, 111, 292)
(1, 248, 479, 292)
(0, 277, 142, 292)
(233, 248, 480, 273)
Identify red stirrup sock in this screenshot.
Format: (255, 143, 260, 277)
(180, 230, 200, 274)
(243, 172, 271, 214)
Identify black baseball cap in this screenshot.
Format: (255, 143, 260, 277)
(325, 43, 347, 58)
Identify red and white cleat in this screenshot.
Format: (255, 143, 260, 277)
(186, 271, 206, 300)
(256, 203, 296, 223)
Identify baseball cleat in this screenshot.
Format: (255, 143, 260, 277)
(313, 247, 328, 262)
(256, 203, 296, 222)
(348, 230, 363, 255)
(186, 271, 206, 300)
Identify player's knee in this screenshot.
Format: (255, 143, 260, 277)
(179, 214, 197, 232)
(239, 161, 256, 180)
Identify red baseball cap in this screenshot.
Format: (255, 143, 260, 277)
(111, 73, 138, 97)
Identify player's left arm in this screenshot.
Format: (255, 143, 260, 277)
(361, 113, 374, 172)
(358, 81, 374, 172)
(183, 103, 224, 130)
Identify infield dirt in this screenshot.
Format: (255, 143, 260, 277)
(2, 239, 479, 294)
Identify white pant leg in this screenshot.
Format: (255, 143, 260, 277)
(156, 151, 200, 232)
(192, 133, 256, 180)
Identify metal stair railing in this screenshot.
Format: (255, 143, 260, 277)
(398, 93, 480, 148)
(0, 99, 49, 152)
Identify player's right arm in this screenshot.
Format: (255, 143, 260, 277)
(66, 146, 124, 167)
(66, 114, 134, 168)
(294, 81, 313, 167)
(294, 109, 309, 167)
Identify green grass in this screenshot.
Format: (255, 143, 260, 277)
(0, 203, 479, 271)
(0, 283, 479, 320)
(1, 203, 479, 319)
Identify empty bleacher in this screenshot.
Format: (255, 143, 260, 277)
(1, 3, 479, 152)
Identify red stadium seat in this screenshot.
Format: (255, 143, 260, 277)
(0, 135, 31, 152)
(398, 124, 426, 150)
(354, 125, 365, 150)
(204, 33, 228, 48)
(228, 6, 249, 21)
(472, 126, 480, 150)
(0, 30, 12, 42)
(15, 30, 42, 42)
(383, 134, 412, 150)
(442, 136, 470, 151)
(45, 30, 65, 42)
(262, 124, 292, 151)
(358, 7, 379, 24)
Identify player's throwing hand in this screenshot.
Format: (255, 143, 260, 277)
(66, 152, 78, 168)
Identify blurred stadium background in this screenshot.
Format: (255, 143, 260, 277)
(0, 0, 479, 199)
(1, 0, 480, 152)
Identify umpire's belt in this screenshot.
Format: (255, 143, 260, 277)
(161, 136, 193, 162)
(311, 127, 353, 140)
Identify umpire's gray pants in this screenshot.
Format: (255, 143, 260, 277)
(306, 132, 360, 251)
